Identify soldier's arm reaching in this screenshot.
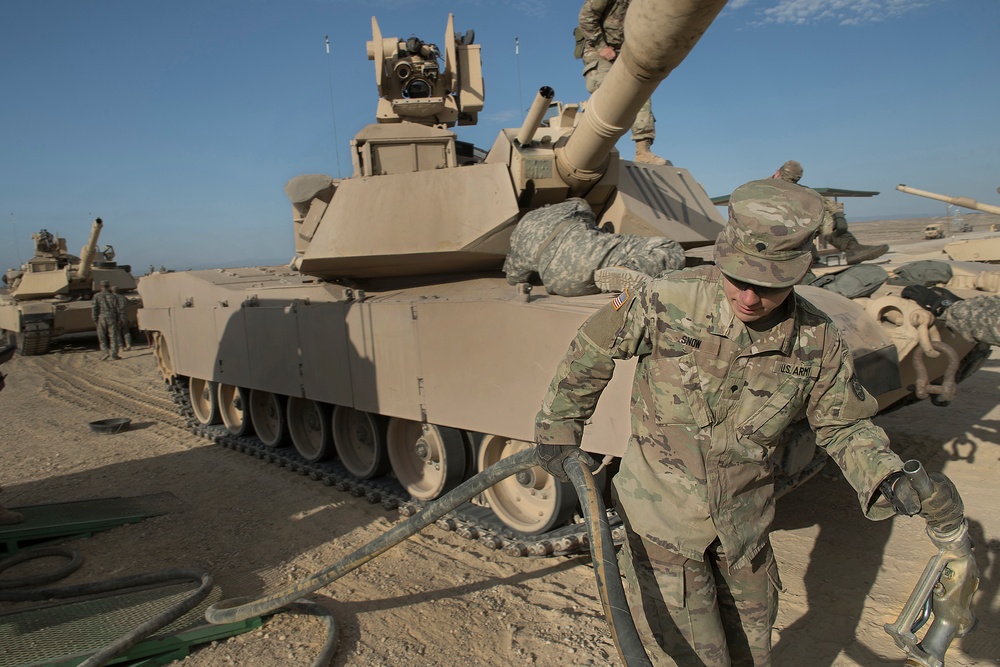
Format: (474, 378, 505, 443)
(534, 286, 649, 478)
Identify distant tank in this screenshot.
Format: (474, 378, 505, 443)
(897, 184, 1000, 262)
(0, 218, 140, 355)
(138, 1, 1000, 556)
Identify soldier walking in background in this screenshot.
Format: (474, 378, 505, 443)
(577, 0, 669, 165)
(534, 178, 964, 665)
(773, 160, 889, 264)
(110, 286, 132, 351)
(92, 280, 121, 361)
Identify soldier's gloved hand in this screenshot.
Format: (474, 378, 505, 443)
(535, 444, 582, 483)
(902, 284, 963, 317)
(919, 472, 966, 533)
(880, 471, 922, 516)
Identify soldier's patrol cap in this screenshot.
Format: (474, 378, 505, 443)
(99, 279, 110, 287)
(714, 179, 824, 288)
(776, 160, 803, 183)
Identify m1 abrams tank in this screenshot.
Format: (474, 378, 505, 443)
(897, 184, 1000, 263)
(0, 218, 140, 355)
(138, 0, 1000, 557)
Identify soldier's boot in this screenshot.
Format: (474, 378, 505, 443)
(0, 506, 24, 525)
(833, 232, 889, 265)
(633, 139, 670, 166)
(594, 266, 649, 294)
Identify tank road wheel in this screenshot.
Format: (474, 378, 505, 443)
(386, 419, 467, 501)
(249, 390, 290, 448)
(332, 406, 389, 479)
(151, 332, 175, 382)
(217, 384, 254, 437)
(287, 398, 335, 463)
(477, 435, 576, 536)
(189, 377, 221, 425)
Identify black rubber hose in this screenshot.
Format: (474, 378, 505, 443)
(564, 450, 652, 667)
(206, 446, 652, 666)
(0, 546, 212, 667)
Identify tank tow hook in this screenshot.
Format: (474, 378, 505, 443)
(884, 460, 979, 667)
(911, 340, 959, 404)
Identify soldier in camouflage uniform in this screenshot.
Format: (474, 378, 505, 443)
(110, 286, 132, 351)
(773, 160, 889, 265)
(578, 0, 668, 165)
(533, 178, 965, 665)
(504, 198, 685, 296)
(92, 280, 122, 361)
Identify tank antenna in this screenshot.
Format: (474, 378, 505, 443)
(10, 213, 22, 264)
(515, 36, 525, 122)
(324, 35, 344, 178)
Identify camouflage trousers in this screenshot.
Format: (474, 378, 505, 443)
(584, 58, 655, 142)
(943, 295, 1000, 347)
(618, 527, 780, 666)
(96, 315, 120, 357)
(117, 318, 132, 349)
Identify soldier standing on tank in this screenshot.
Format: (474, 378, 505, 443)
(773, 160, 889, 265)
(110, 286, 132, 351)
(533, 178, 965, 666)
(92, 280, 121, 361)
(578, 0, 669, 166)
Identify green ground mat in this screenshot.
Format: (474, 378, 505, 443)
(0, 493, 175, 554)
(0, 583, 261, 667)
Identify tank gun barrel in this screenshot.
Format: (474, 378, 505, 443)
(516, 86, 555, 146)
(78, 217, 103, 282)
(556, 0, 728, 191)
(896, 184, 1000, 216)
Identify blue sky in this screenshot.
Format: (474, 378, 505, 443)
(2, 0, 997, 271)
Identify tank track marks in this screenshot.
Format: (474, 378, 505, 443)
(17, 321, 52, 356)
(166, 378, 621, 558)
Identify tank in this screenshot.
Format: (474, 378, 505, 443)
(897, 184, 1000, 263)
(0, 218, 141, 355)
(137, 0, 1000, 556)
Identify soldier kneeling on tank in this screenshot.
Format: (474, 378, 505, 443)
(503, 198, 685, 297)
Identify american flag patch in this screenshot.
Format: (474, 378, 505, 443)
(612, 288, 629, 310)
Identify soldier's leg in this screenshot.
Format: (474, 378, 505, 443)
(583, 58, 610, 95)
(710, 540, 780, 667)
(619, 527, 732, 666)
(97, 320, 110, 357)
(631, 99, 655, 143)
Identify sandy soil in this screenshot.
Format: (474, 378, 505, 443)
(1, 218, 999, 666)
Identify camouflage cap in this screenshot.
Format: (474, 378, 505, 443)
(714, 179, 824, 288)
(775, 160, 803, 183)
(99, 279, 111, 287)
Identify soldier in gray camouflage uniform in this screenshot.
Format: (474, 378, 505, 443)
(504, 198, 685, 296)
(92, 280, 122, 361)
(110, 286, 132, 351)
(533, 178, 965, 665)
(773, 160, 889, 265)
(578, 0, 667, 165)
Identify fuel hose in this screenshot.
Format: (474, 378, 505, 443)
(206, 447, 651, 666)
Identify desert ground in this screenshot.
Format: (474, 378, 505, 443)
(1, 216, 999, 666)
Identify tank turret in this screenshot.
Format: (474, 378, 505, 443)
(896, 184, 1000, 216)
(293, 0, 729, 280)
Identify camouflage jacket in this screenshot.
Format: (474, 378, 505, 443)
(578, 0, 630, 63)
(91, 290, 121, 321)
(535, 265, 903, 570)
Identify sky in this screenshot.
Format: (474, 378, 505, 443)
(2, 0, 998, 271)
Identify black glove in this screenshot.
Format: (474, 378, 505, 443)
(535, 444, 580, 483)
(901, 284, 963, 317)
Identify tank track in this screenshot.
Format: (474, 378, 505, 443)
(17, 321, 52, 356)
(166, 378, 621, 558)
